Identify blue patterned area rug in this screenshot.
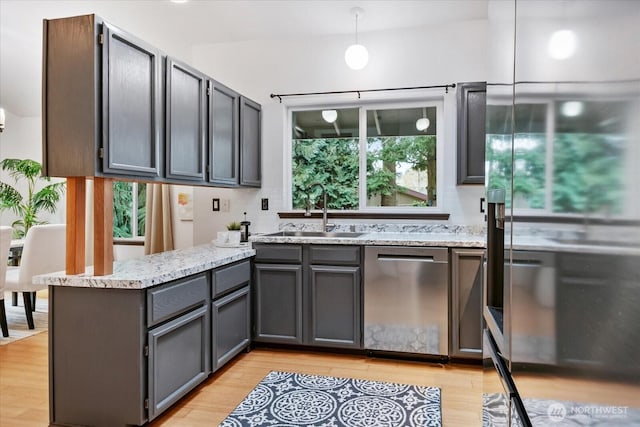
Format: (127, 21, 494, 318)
(221, 371, 442, 427)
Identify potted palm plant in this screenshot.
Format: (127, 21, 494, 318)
(0, 158, 66, 238)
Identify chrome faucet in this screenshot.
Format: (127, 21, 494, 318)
(306, 182, 333, 231)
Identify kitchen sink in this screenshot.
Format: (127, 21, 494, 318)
(264, 231, 365, 238)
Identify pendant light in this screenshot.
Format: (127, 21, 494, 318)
(322, 110, 338, 123)
(345, 7, 368, 70)
(416, 108, 430, 131)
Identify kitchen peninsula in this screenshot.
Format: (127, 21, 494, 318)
(34, 244, 254, 426)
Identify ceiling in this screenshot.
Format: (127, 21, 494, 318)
(0, 0, 488, 117)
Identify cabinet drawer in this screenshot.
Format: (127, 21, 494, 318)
(212, 261, 250, 298)
(147, 273, 209, 327)
(310, 245, 361, 266)
(254, 244, 302, 263)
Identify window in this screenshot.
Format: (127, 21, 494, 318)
(486, 99, 628, 216)
(290, 101, 442, 211)
(113, 181, 146, 238)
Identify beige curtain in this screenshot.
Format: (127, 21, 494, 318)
(144, 184, 174, 255)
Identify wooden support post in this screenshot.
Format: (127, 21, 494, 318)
(66, 177, 86, 275)
(94, 177, 114, 276)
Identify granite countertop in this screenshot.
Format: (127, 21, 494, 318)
(250, 231, 486, 248)
(33, 243, 255, 289)
(250, 231, 640, 256)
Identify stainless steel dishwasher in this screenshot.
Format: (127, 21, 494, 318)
(364, 246, 449, 356)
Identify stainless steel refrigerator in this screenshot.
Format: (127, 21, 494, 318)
(483, 1, 640, 425)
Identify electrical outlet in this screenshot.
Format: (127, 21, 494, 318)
(261, 198, 269, 210)
(221, 199, 230, 212)
(212, 198, 220, 211)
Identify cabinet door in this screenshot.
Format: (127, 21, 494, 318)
(165, 57, 206, 182)
(209, 81, 240, 186)
(239, 96, 261, 187)
(212, 286, 250, 371)
(451, 249, 484, 358)
(102, 22, 162, 177)
(308, 265, 361, 349)
(147, 305, 210, 421)
(457, 81, 486, 184)
(254, 264, 302, 344)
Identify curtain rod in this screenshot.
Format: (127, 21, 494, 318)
(270, 84, 456, 103)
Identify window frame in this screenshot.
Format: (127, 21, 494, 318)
(285, 97, 446, 214)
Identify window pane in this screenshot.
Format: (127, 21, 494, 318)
(486, 103, 546, 210)
(137, 183, 146, 237)
(113, 181, 133, 238)
(365, 107, 437, 207)
(513, 103, 547, 210)
(552, 100, 626, 214)
(485, 104, 513, 207)
(291, 108, 359, 210)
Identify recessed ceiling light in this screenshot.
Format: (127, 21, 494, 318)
(170, 0, 189, 4)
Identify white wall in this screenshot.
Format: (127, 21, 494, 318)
(0, 111, 66, 228)
(191, 20, 488, 244)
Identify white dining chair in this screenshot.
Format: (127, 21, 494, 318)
(5, 224, 66, 329)
(0, 226, 12, 337)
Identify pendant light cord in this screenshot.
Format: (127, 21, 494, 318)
(355, 13, 359, 44)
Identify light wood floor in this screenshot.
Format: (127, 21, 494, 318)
(0, 332, 483, 426)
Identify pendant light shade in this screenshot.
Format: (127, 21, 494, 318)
(416, 118, 430, 131)
(322, 110, 338, 123)
(416, 107, 430, 131)
(345, 7, 368, 70)
(345, 44, 369, 70)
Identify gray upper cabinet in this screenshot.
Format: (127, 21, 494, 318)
(165, 57, 207, 182)
(42, 14, 163, 180)
(457, 81, 487, 185)
(43, 14, 260, 188)
(209, 81, 240, 186)
(239, 96, 262, 187)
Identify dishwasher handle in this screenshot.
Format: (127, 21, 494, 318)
(378, 254, 441, 263)
(367, 246, 448, 263)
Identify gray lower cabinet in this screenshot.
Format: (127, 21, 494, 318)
(49, 272, 211, 426)
(253, 244, 362, 349)
(308, 265, 361, 348)
(211, 260, 252, 371)
(254, 263, 303, 344)
(450, 248, 484, 359)
(43, 14, 163, 180)
(147, 305, 210, 420)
